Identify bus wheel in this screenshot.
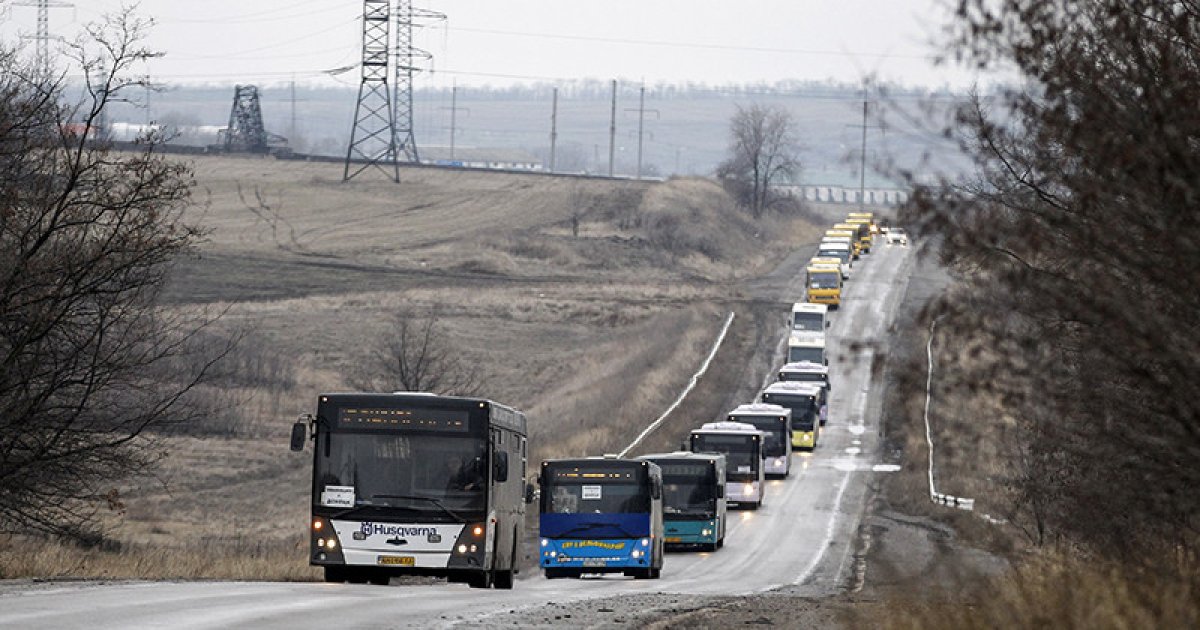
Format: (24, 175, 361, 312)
(544, 568, 568, 579)
(494, 540, 517, 589)
(717, 538, 725, 549)
(346, 569, 369, 584)
(368, 573, 390, 586)
(466, 571, 493, 589)
(323, 566, 347, 583)
(494, 569, 515, 589)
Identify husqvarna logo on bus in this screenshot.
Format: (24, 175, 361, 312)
(358, 522, 440, 538)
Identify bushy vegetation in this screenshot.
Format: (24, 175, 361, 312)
(892, 0, 1200, 624)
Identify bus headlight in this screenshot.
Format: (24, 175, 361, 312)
(457, 544, 468, 554)
(326, 539, 337, 550)
(317, 538, 326, 548)
(541, 538, 549, 547)
(631, 550, 643, 559)
(701, 528, 712, 536)
(743, 484, 754, 495)
(640, 538, 650, 547)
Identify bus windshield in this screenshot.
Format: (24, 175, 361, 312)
(658, 463, 718, 518)
(544, 479, 650, 514)
(692, 434, 759, 477)
(764, 394, 816, 431)
(818, 249, 850, 264)
(781, 371, 825, 384)
(731, 417, 786, 456)
(792, 312, 823, 332)
(788, 347, 824, 364)
(809, 272, 840, 289)
(316, 432, 486, 518)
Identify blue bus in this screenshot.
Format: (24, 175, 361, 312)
(538, 457, 664, 579)
(637, 452, 726, 551)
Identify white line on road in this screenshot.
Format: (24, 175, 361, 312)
(618, 311, 736, 457)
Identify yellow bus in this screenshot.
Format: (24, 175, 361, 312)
(847, 212, 878, 235)
(845, 218, 873, 254)
(806, 262, 842, 308)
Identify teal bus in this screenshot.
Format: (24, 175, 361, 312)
(637, 452, 726, 551)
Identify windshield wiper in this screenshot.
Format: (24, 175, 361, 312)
(559, 521, 640, 539)
(371, 494, 467, 523)
(330, 505, 378, 520)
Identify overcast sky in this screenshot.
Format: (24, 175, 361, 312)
(0, 0, 975, 89)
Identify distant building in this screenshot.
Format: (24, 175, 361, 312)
(418, 146, 543, 171)
(773, 170, 912, 206)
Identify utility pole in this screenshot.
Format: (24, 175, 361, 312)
(859, 99, 868, 211)
(623, 84, 659, 179)
(289, 77, 297, 142)
(608, 79, 617, 177)
(845, 87, 882, 207)
(549, 87, 558, 172)
(440, 82, 469, 162)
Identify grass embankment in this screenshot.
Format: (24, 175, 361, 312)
(1, 156, 819, 582)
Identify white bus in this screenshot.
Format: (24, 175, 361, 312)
(787, 332, 827, 365)
(790, 303, 829, 338)
(726, 403, 792, 478)
(690, 421, 766, 509)
(290, 393, 529, 589)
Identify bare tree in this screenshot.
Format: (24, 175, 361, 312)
(903, 0, 1200, 559)
(349, 311, 480, 397)
(0, 10, 223, 543)
(716, 103, 801, 218)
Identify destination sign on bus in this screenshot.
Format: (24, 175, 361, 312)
(336, 407, 469, 432)
(657, 463, 712, 478)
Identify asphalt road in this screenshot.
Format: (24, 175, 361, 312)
(0, 241, 914, 629)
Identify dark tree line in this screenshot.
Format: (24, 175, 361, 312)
(903, 0, 1200, 558)
(0, 11, 223, 542)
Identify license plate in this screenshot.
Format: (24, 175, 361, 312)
(665, 537, 682, 543)
(582, 559, 607, 567)
(377, 555, 415, 566)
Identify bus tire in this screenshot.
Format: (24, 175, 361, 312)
(323, 566, 347, 583)
(544, 568, 568, 579)
(368, 572, 390, 586)
(717, 537, 725, 549)
(494, 535, 518, 590)
(346, 570, 369, 584)
(466, 571, 493, 589)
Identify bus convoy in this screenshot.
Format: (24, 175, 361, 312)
(290, 211, 896, 586)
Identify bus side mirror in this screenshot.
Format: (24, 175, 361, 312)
(716, 485, 725, 498)
(651, 482, 662, 500)
(524, 483, 536, 504)
(826, 321, 830, 329)
(494, 452, 509, 483)
(289, 422, 306, 452)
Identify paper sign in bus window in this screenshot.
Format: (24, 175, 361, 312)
(581, 485, 602, 500)
(737, 465, 751, 473)
(321, 485, 355, 508)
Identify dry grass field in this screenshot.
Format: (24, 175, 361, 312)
(0, 154, 824, 580)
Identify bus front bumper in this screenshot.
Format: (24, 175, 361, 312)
(539, 537, 652, 571)
(663, 520, 719, 547)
